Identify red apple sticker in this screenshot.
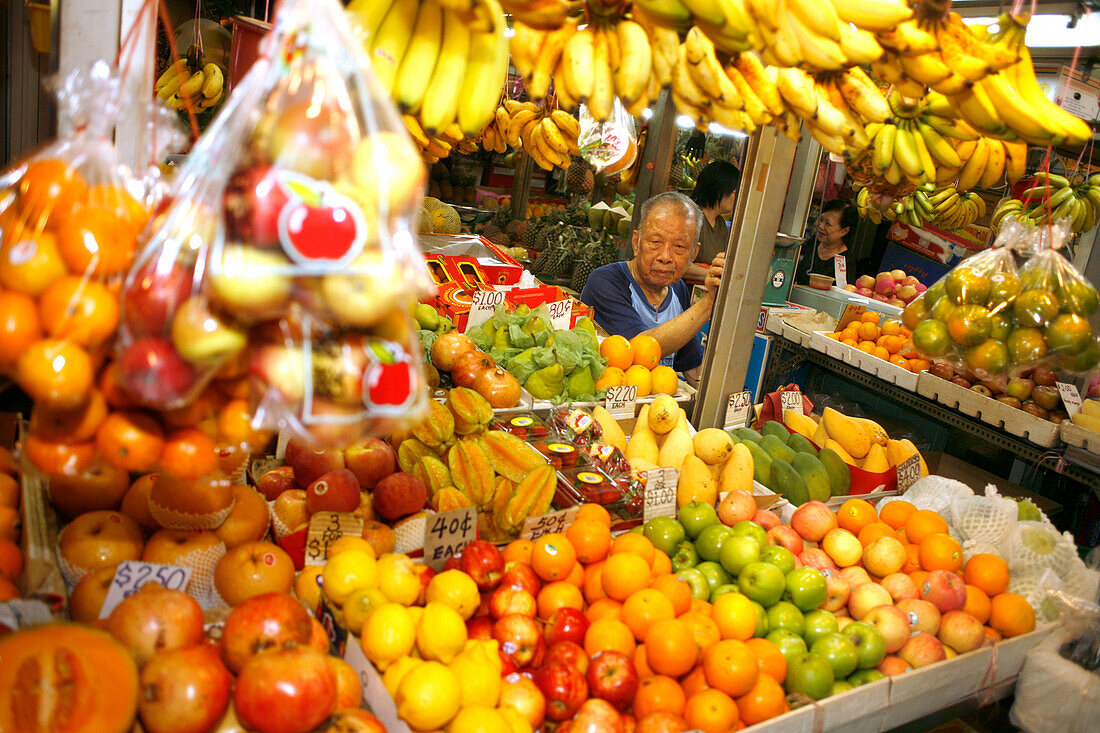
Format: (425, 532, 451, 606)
(361, 341, 418, 413)
(277, 173, 366, 268)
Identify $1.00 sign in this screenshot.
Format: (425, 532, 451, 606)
(643, 467, 679, 522)
(423, 507, 477, 570)
(464, 289, 506, 332)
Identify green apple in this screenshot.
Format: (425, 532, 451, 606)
(737, 561, 785, 607)
(786, 652, 835, 700)
(766, 601, 805, 636)
(847, 669, 887, 686)
(643, 516, 686, 558)
(709, 583, 740, 603)
(784, 567, 828, 611)
(759, 544, 796, 576)
(750, 600, 769, 638)
(695, 524, 734, 562)
(676, 567, 710, 600)
(730, 520, 767, 547)
(678, 501, 720, 540)
(670, 541, 700, 573)
(718, 535, 761, 577)
(811, 633, 859, 679)
(802, 609, 840, 646)
(841, 621, 887, 670)
(831, 680, 854, 696)
(765, 629, 807, 666)
(696, 561, 732, 591)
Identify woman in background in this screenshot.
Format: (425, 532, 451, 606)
(686, 160, 741, 284)
(793, 199, 859, 285)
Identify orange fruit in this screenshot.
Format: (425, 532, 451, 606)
(216, 398, 271, 450)
(918, 533, 963, 572)
(908, 358, 931, 373)
(158, 427, 219, 481)
(679, 665, 711, 698)
(680, 611, 721, 664)
(837, 498, 877, 535)
(858, 341, 876, 354)
(0, 506, 22, 543)
(565, 560, 585, 588)
(18, 159, 88, 223)
(502, 538, 533, 565)
(530, 533, 577, 582)
(600, 334, 633, 371)
(881, 319, 902, 336)
(702, 639, 758, 698)
(683, 689, 739, 733)
(879, 500, 917, 530)
(688, 599, 715, 619)
(963, 553, 1010, 597)
(0, 537, 24, 581)
(861, 311, 881, 324)
(583, 560, 608, 603)
(0, 290, 42, 370)
(576, 502, 611, 527)
(0, 227, 67, 296)
(623, 365, 653, 398)
(988, 592, 1035, 638)
(644, 618, 697, 678)
(841, 337, 859, 348)
(633, 675, 686, 719)
(0, 576, 21, 601)
(889, 354, 909, 367)
(650, 365, 679, 396)
(649, 573, 692, 617)
(57, 205, 136, 277)
(21, 435, 95, 476)
(883, 335, 906, 354)
(585, 617, 636, 658)
(651, 549, 672, 575)
(0, 474, 18, 508)
(86, 183, 148, 231)
(537, 581, 584, 620)
(909, 570, 930, 589)
(595, 367, 625, 390)
(872, 346, 890, 361)
(633, 643, 655, 679)
(630, 334, 663, 369)
(38, 276, 119, 348)
(904, 509, 949, 544)
(95, 410, 165, 473)
(612, 532, 656, 566)
(586, 598, 623, 623)
(712, 592, 757, 642)
(963, 585, 992, 625)
(567, 518, 612, 564)
(623, 588, 676, 641)
(901, 543, 922, 574)
(736, 674, 788, 726)
(15, 338, 94, 410)
(745, 638, 786, 684)
(857, 322, 879, 341)
(858, 521, 896, 547)
(30, 388, 108, 443)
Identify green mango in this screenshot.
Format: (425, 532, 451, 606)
(526, 363, 564, 400)
(771, 458, 810, 506)
(565, 365, 595, 400)
(725, 430, 742, 445)
(818, 448, 852, 497)
(742, 440, 772, 487)
(787, 433, 818, 456)
(759, 434, 796, 464)
(760, 421, 790, 443)
(414, 303, 439, 331)
(735, 428, 763, 443)
(791, 453, 831, 503)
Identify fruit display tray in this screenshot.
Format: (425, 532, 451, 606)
(809, 331, 919, 392)
(1060, 421, 1100, 455)
(765, 314, 813, 347)
(916, 373, 1061, 448)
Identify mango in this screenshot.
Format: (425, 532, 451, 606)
(735, 427, 763, 443)
(760, 421, 790, 443)
(678, 455, 717, 507)
(1072, 410, 1100, 431)
(1082, 399, 1100, 418)
(649, 395, 679, 435)
(771, 458, 809, 506)
(718, 443, 754, 495)
(592, 406, 627, 453)
(658, 427, 693, 469)
(852, 416, 889, 447)
(818, 448, 852, 496)
(822, 407, 870, 459)
(861, 443, 891, 473)
(629, 457, 659, 473)
(791, 453, 831, 502)
(693, 428, 735, 465)
(725, 430, 742, 445)
(812, 421, 829, 447)
(759, 434, 796, 463)
(787, 433, 818, 456)
(783, 409, 819, 440)
(742, 440, 772, 486)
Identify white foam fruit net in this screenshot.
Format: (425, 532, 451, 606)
(948, 486, 1018, 553)
(1008, 521, 1078, 578)
(903, 476, 974, 514)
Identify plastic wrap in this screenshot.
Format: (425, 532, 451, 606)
(578, 98, 638, 175)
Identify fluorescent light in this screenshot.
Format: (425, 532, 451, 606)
(641, 108, 653, 119)
(676, 114, 696, 129)
(708, 122, 749, 138)
(503, 27, 514, 38)
(962, 14, 1100, 47)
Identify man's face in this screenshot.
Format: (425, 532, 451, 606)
(631, 205, 698, 289)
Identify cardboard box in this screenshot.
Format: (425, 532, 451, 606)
(419, 234, 524, 287)
(924, 451, 1061, 516)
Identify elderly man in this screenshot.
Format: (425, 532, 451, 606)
(580, 191, 725, 385)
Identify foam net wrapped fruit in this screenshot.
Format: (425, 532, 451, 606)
(115, 0, 434, 446)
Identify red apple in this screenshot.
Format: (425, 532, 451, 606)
(372, 471, 428, 522)
(864, 605, 912, 654)
(467, 614, 494, 641)
(256, 465, 299, 501)
(838, 566, 873, 589)
(532, 660, 588, 722)
(545, 640, 589, 676)
(820, 568, 851, 613)
(798, 548, 837, 573)
(234, 646, 337, 733)
(545, 607, 590, 647)
(791, 501, 838, 542)
(221, 591, 314, 674)
(848, 582, 894, 621)
(921, 570, 967, 613)
(289, 448, 345, 489)
(490, 585, 537, 620)
(343, 438, 397, 490)
(752, 509, 782, 530)
(305, 468, 361, 514)
(499, 672, 546, 730)
(123, 259, 192, 336)
(899, 631, 946, 669)
(171, 296, 247, 367)
(459, 540, 505, 592)
(118, 337, 197, 408)
(493, 613, 543, 668)
(880, 573, 920, 602)
(223, 165, 290, 248)
(586, 650, 638, 711)
(104, 583, 205, 666)
(572, 698, 625, 733)
(897, 599, 942, 636)
(272, 489, 310, 534)
(325, 656, 362, 710)
(877, 655, 912, 676)
(767, 525, 804, 555)
(500, 563, 542, 597)
(938, 610, 985, 654)
(138, 643, 232, 733)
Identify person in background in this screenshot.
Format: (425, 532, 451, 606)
(581, 192, 724, 386)
(793, 199, 859, 285)
(686, 160, 742, 285)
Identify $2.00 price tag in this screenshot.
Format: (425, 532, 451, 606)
(1056, 381, 1083, 417)
(896, 454, 922, 492)
(464, 289, 506, 333)
(780, 390, 803, 416)
(643, 467, 679, 522)
(724, 390, 752, 429)
(304, 512, 365, 567)
(521, 506, 580, 541)
(547, 299, 573, 330)
(423, 507, 477, 570)
(99, 561, 192, 619)
(604, 385, 638, 419)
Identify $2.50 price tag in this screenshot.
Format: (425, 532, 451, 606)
(423, 507, 477, 570)
(464, 289, 506, 333)
(604, 385, 638, 419)
(547, 299, 573, 330)
(780, 390, 803, 416)
(304, 512, 365, 567)
(643, 467, 679, 522)
(1056, 381, 1083, 417)
(724, 390, 752, 429)
(521, 506, 580, 541)
(99, 561, 192, 619)
(896, 454, 922, 492)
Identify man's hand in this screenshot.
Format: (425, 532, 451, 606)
(705, 252, 725, 293)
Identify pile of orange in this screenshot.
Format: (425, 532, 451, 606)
(595, 334, 678, 397)
(503, 503, 792, 731)
(826, 312, 931, 374)
(0, 448, 21, 601)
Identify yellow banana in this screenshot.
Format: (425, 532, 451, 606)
(917, 122, 962, 169)
(892, 125, 924, 181)
(200, 64, 223, 99)
(559, 26, 595, 104)
(529, 25, 574, 100)
(507, 109, 537, 148)
(838, 26, 884, 64)
(673, 44, 712, 110)
(553, 56, 579, 111)
(788, 0, 841, 41)
(457, 0, 509, 136)
(946, 84, 1007, 137)
(368, 0, 420, 94)
(978, 135, 1006, 189)
(827, 0, 913, 33)
(837, 68, 889, 123)
(725, 64, 769, 124)
(909, 124, 936, 183)
(588, 26, 615, 121)
(510, 22, 545, 81)
(419, 7, 471, 134)
(899, 52, 952, 86)
(155, 59, 188, 93)
(348, 0, 400, 41)
(735, 52, 783, 117)
(393, 0, 444, 114)
(978, 73, 1055, 146)
(179, 71, 205, 99)
(935, 26, 993, 83)
(955, 136, 989, 191)
(1003, 140, 1027, 184)
(632, 0, 693, 29)
(872, 124, 896, 173)
(551, 109, 580, 139)
(785, 14, 846, 71)
(774, 67, 818, 119)
(613, 20, 652, 106)
(155, 66, 186, 101)
(539, 116, 571, 156)
(403, 114, 431, 148)
(197, 88, 223, 110)
(876, 19, 938, 55)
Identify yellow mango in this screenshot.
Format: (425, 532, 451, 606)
(822, 407, 870, 459)
(1081, 399, 1100, 418)
(824, 438, 857, 466)
(783, 409, 819, 440)
(658, 427, 693, 469)
(862, 443, 890, 473)
(693, 428, 735, 465)
(1071, 411, 1100, 433)
(852, 416, 889, 446)
(648, 395, 679, 434)
(592, 405, 627, 453)
(678, 455, 717, 507)
(718, 442, 754, 494)
(812, 420, 829, 447)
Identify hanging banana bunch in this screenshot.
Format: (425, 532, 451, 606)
(861, 184, 985, 231)
(403, 116, 479, 163)
(154, 58, 225, 112)
(523, 109, 582, 171)
(993, 173, 1100, 235)
(746, 0, 899, 71)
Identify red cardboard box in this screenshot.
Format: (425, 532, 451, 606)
(419, 234, 524, 287)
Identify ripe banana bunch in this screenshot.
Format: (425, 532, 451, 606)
(497, 0, 583, 30)
(478, 99, 534, 155)
(633, 0, 756, 55)
(671, 27, 760, 134)
(748, 0, 890, 72)
(855, 186, 883, 224)
(523, 109, 581, 171)
(365, 0, 509, 138)
(773, 67, 876, 157)
(154, 58, 224, 112)
(403, 116, 479, 163)
(995, 172, 1100, 235)
(928, 186, 985, 231)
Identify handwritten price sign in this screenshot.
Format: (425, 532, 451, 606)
(725, 391, 752, 429)
(1057, 382, 1083, 417)
(547, 299, 573, 330)
(423, 507, 477, 570)
(896, 454, 921, 492)
(780, 390, 804, 416)
(643, 467, 679, 522)
(464, 289, 506, 332)
(304, 512, 365, 567)
(99, 561, 192, 619)
(521, 506, 580, 541)
(604, 385, 638, 419)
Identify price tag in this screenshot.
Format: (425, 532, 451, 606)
(304, 512, 365, 566)
(423, 507, 477, 570)
(837, 304, 866, 330)
(344, 638, 395, 724)
(896, 454, 922, 492)
(464, 289, 506, 333)
(521, 506, 580, 541)
(604, 385, 638, 419)
(1057, 381, 1083, 417)
(724, 390, 752, 429)
(99, 561, 193, 619)
(780, 390, 804, 416)
(834, 255, 847, 288)
(547, 298, 573, 330)
(643, 467, 679, 522)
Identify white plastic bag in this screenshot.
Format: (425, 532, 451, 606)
(1010, 627, 1100, 733)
